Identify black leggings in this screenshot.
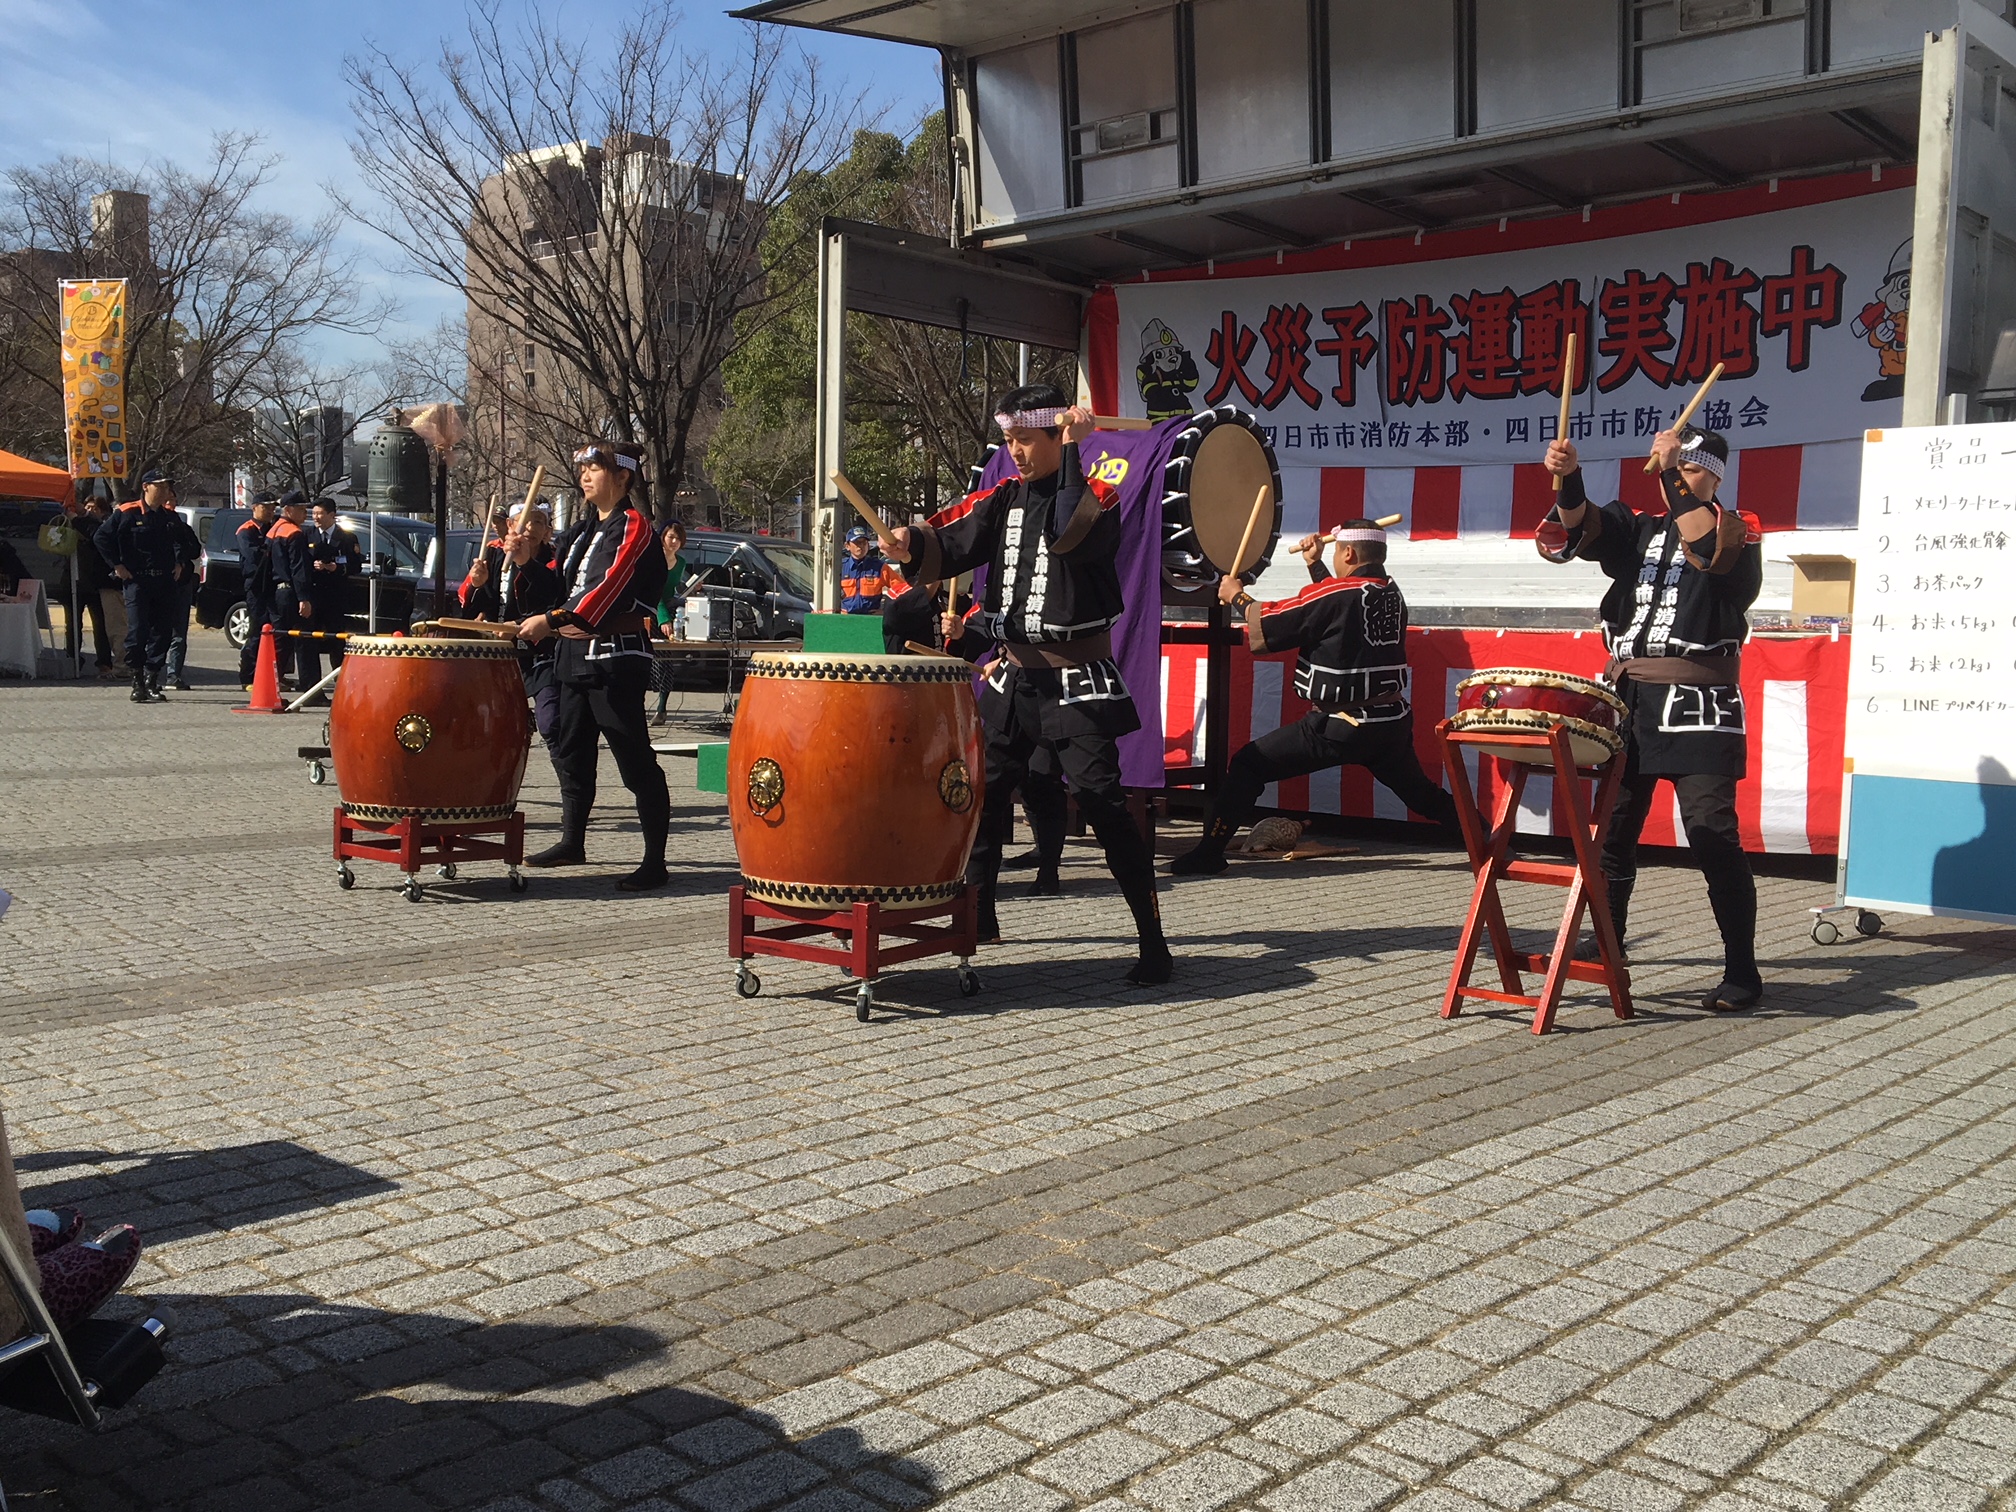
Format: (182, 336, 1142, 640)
(1214, 709, 1459, 834)
(547, 658, 671, 862)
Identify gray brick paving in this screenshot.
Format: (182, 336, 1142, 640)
(2, 635, 2015, 1510)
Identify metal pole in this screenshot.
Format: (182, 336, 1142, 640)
(812, 224, 848, 612)
(1018, 342, 1030, 387)
(1904, 25, 1961, 428)
(367, 507, 380, 633)
(432, 458, 448, 617)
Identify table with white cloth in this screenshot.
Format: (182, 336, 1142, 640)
(0, 585, 42, 677)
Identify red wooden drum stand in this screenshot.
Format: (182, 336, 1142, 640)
(333, 809, 528, 903)
(1435, 721, 1632, 1034)
(729, 884, 982, 1022)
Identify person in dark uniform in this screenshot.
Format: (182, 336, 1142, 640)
(265, 491, 318, 689)
(517, 441, 672, 890)
(159, 486, 201, 690)
(92, 469, 184, 703)
(1171, 519, 1459, 875)
(888, 385, 1171, 984)
(840, 524, 904, 615)
(464, 515, 566, 744)
(1539, 425, 1765, 1013)
(236, 492, 279, 688)
(296, 497, 360, 693)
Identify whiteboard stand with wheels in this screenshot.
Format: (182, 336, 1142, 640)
(1820, 421, 2016, 942)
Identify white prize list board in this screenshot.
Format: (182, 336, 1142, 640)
(1842, 423, 2016, 921)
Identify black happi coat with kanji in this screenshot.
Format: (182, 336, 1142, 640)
(1549, 468, 1764, 776)
(906, 444, 1137, 739)
(1257, 569, 1413, 721)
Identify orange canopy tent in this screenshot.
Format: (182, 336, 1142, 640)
(0, 449, 75, 504)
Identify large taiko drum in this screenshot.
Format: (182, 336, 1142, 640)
(968, 406, 1283, 589)
(729, 653, 985, 909)
(330, 636, 530, 825)
(1448, 668, 1630, 768)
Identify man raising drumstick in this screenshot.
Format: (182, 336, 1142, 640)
(885, 384, 1171, 985)
(1169, 518, 1458, 875)
(1537, 425, 1765, 1012)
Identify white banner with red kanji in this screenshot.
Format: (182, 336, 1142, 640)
(1093, 173, 1913, 471)
(1160, 629, 1850, 855)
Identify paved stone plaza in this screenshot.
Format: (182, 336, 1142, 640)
(1, 631, 2012, 1511)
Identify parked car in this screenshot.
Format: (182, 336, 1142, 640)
(195, 509, 429, 648)
(681, 531, 815, 641)
(408, 531, 490, 623)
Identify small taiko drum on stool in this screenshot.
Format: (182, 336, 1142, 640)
(1448, 668, 1629, 768)
(330, 636, 531, 824)
(729, 653, 985, 908)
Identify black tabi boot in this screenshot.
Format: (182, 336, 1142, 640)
(1093, 813, 1172, 985)
(1703, 869, 1763, 1012)
(618, 790, 672, 891)
(129, 671, 151, 704)
(527, 798, 588, 868)
(1169, 814, 1236, 876)
(1576, 876, 1634, 965)
(146, 669, 168, 701)
(1027, 865, 1062, 897)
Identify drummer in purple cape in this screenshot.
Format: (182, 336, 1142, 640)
(517, 440, 673, 891)
(1538, 425, 1765, 1013)
(885, 384, 1172, 985)
(1169, 519, 1460, 876)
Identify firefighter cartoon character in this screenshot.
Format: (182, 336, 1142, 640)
(1853, 238, 1910, 401)
(1136, 318, 1199, 420)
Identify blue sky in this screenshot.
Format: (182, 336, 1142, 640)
(0, 0, 942, 368)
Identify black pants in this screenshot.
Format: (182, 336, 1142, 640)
(1599, 746, 1758, 987)
(163, 576, 195, 682)
(548, 658, 670, 862)
(1209, 709, 1459, 839)
(121, 576, 175, 674)
(1020, 758, 1067, 867)
(240, 593, 276, 685)
(969, 676, 1161, 944)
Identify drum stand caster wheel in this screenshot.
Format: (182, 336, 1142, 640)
(508, 868, 528, 894)
(735, 963, 761, 999)
(336, 864, 355, 891)
(1856, 910, 1883, 938)
(956, 962, 981, 998)
(403, 876, 424, 904)
(435, 863, 458, 882)
(854, 981, 875, 1022)
(1811, 918, 1840, 945)
(307, 760, 327, 786)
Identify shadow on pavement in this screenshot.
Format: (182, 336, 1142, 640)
(0, 1297, 930, 1511)
(19, 1141, 401, 1246)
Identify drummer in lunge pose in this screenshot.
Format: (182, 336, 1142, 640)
(886, 384, 1172, 985)
(1538, 426, 1764, 1012)
(518, 441, 673, 891)
(1170, 518, 1458, 875)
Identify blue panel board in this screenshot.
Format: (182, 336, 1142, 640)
(1843, 773, 2016, 921)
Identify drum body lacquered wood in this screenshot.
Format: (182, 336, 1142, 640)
(1448, 668, 1630, 768)
(729, 653, 985, 908)
(330, 636, 530, 825)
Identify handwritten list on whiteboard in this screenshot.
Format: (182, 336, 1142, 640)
(1845, 423, 2016, 786)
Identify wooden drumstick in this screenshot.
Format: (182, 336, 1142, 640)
(475, 491, 500, 562)
(1373, 513, 1403, 529)
(518, 464, 546, 525)
(427, 617, 520, 639)
(1552, 332, 1577, 494)
(1643, 361, 1724, 471)
(1231, 484, 1274, 577)
(830, 472, 900, 554)
(904, 640, 960, 659)
(1090, 415, 1155, 430)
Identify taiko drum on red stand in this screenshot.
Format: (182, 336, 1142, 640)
(326, 635, 532, 901)
(726, 652, 988, 1020)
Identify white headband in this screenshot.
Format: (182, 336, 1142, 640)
(510, 499, 552, 517)
(1331, 526, 1386, 544)
(995, 407, 1067, 432)
(1676, 443, 1725, 481)
(574, 446, 639, 471)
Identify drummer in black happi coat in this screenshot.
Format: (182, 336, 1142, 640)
(1170, 519, 1458, 876)
(887, 384, 1171, 985)
(1538, 425, 1765, 1012)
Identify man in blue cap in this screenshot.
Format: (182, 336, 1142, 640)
(92, 468, 183, 702)
(839, 524, 904, 614)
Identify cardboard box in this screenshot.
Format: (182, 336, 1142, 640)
(1788, 555, 1855, 617)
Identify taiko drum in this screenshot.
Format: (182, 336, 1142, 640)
(1448, 668, 1630, 768)
(729, 653, 985, 908)
(330, 636, 530, 825)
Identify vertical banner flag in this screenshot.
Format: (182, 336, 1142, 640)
(60, 279, 129, 481)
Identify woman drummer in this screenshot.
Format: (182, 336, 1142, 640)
(518, 441, 672, 890)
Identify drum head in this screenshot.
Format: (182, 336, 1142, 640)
(1190, 424, 1276, 575)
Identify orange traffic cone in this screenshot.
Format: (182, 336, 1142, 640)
(231, 625, 285, 715)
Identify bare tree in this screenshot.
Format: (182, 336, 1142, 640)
(0, 134, 388, 488)
(343, 0, 865, 519)
(241, 348, 427, 497)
